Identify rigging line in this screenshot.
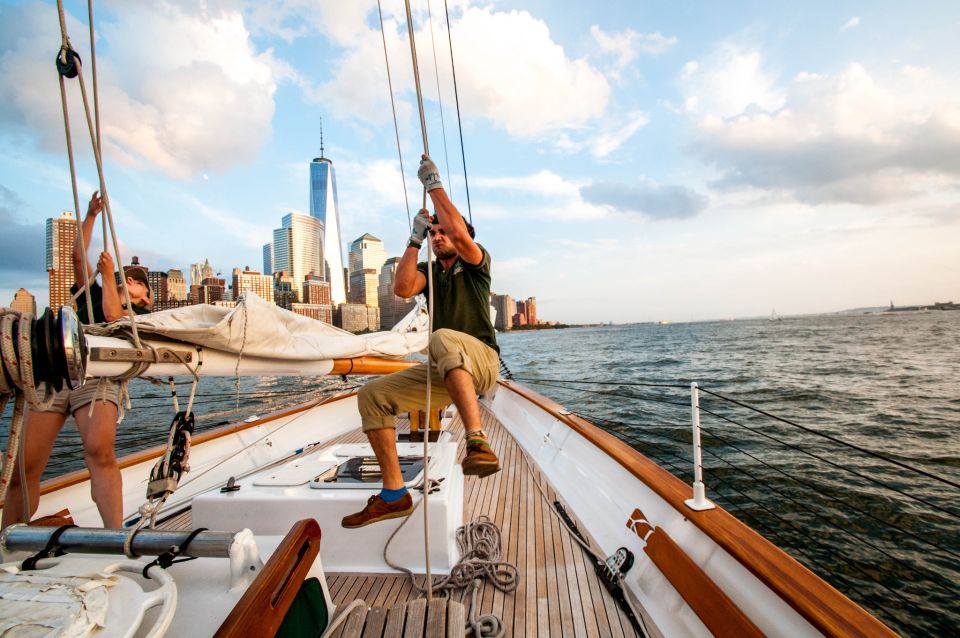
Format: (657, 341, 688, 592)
(54, 3, 94, 323)
(612, 425, 960, 606)
(696, 428, 960, 601)
(426, 0, 452, 201)
(403, 0, 430, 157)
(511, 376, 689, 389)
(519, 379, 691, 409)
(56, 1, 143, 348)
(704, 473, 874, 604)
(695, 420, 960, 565)
(702, 471, 936, 618)
(442, 0, 472, 224)
(699, 404, 960, 521)
(699, 386, 960, 492)
(56, 74, 95, 324)
(575, 412, 693, 435)
(172, 393, 338, 493)
(376, 0, 413, 234)
(403, 0, 436, 602)
(86, 0, 105, 244)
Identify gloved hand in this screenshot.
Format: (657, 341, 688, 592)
(417, 155, 443, 192)
(408, 209, 432, 248)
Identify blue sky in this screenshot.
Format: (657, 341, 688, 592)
(1, 0, 958, 323)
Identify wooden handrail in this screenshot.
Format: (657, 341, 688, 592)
(499, 379, 897, 638)
(644, 526, 764, 638)
(214, 518, 322, 638)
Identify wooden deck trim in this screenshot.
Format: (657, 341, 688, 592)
(17, 390, 358, 503)
(499, 379, 897, 638)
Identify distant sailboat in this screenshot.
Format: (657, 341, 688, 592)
(770, 308, 782, 321)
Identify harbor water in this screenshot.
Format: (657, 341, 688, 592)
(3, 311, 958, 636)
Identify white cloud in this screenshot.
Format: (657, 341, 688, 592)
(679, 44, 784, 118)
(474, 170, 582, 198)
(313, 5, 610, 137)
(590, 26, 677, 73)
(841, 17, 861, 32)
(588, 111, 650, 157)
(691, 62, 960, 204)
(474, 169, 611, 220)
(549, 111, 650, 157)
(0, 2, 278, 179)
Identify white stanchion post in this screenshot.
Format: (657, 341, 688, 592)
(685, 382, 715, 511)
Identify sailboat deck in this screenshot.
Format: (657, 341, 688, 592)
(163, 405, 641, 637)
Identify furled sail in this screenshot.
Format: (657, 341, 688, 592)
(84, 292, 429, 361)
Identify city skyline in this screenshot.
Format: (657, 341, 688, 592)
(1, 2, 958, 322)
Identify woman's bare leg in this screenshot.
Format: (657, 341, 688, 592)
(75, 401, 122, 527)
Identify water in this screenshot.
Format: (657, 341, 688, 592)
(3, 311, 958, 635)
(497, 312, 960, 637)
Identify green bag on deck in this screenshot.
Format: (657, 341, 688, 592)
(275, 577, 329, 638)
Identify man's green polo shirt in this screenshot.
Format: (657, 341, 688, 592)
(417, 244, 499, 354)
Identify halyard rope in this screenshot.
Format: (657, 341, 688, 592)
(442, 0, 473, 224)
(376, 0, 413, 234)
(54, 0, 143, 348)
(402, 0, 436, 604)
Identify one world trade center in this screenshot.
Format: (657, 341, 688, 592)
(309, 150, 347, 306)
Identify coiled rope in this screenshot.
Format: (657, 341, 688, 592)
(0, 311, 57, 510)
(382, 488, 518, 638)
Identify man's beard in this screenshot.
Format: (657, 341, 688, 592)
(433, 244, 457, 260)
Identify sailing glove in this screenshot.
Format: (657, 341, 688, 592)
(417, 156, 443, 192)
(408, 209, 432, 248)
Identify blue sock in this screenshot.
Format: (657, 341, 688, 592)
(380, 487, 408, 502)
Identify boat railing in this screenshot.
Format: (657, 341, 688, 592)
(509, 374, 960, 637)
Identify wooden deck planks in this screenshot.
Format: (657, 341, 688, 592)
(162, 405, 644, 637)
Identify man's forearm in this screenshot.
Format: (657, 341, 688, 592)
(394, 245, 423, 298)
(428, 189, 469, 238)
(100, 276, 125, 321)
(72, 214, 99, 279)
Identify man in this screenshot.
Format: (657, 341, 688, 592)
(2, 192, 151, 529)
(342, 156, 501, 529)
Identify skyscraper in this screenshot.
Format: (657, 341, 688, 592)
(232, 267, 274, 303)
(378, 257, 415, 329)
(348, 233, 386, 307)
(190, 259, 214, 288)
(167, 269, 187, 301)
(46, 211, 76, 310)
(9, 289, 37, 315)
(491, 293, 515, 331)
(272, 212, 323, 302)
(262, 242, 273, 276)
(310, 149, 346, 305)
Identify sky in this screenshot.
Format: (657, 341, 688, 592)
(1, 0, 958, 323)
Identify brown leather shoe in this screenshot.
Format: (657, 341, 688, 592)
(341, 492, 414, 529)
(461, 439, 500, 478)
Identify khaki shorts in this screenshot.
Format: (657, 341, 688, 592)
(358, 329, 499, 432)
(38, 379, 120, 416)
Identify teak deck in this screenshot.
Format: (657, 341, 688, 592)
(162, 407, 642, 637)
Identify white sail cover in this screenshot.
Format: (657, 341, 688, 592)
(85, 293, 429, 361)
